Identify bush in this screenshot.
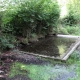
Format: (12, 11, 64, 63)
(61, 0, 80, 26)
(2, 0, 60, 37)
(58, 24, 80, 35)
(64, 25, 80, 35)
(0, 34, 17, 50)
(62, 13, 76, 26)
(0, 0, 60, 50)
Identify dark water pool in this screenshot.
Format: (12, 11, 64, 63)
(21, 36, 76, 58)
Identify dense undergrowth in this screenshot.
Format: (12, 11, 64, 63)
(0, 0, 60, 50)
(59, 0, 80, 35)
(0, 0, 80, 50)
(58, 24, 80, 35)
(0, 0, 80, 80)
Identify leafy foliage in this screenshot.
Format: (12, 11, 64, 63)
(58, 25, 80, 35)
(0, 34, 16, 50)
(2, 0, 60, 37)
(0, 0, 60, 50)
(62, 13, 76, 26)
(61, 0, 80, 26)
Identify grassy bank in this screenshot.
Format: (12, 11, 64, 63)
(8, 47, 80, 80)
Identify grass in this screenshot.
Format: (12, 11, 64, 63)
(9, 48, 80, 80)
(8, 23, 80, 80)
(9, 62, 60, 80)
(8, 22, 80, 80)
(67, 50, 80, 80)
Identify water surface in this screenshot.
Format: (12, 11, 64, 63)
(21, 36, 76, 58)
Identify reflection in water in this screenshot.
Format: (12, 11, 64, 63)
(21, 36, 76, 57)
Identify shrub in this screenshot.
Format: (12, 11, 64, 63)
(62, 13, 76, 26)
(0, 34, 17, 50)
(64, 25, 80, 35)
(61, 0, 80, 26)
(2, 0, 60, 37)
(0, 0, 60, 50)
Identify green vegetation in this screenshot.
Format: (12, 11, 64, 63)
(67, 50, 80, 80)
(0, 0, 80, 50)
(0, 33, 17, 50)
(58, 25, 80, 35)
(9, 49, 80, 80)
(9, 62, 69, 80)
(61, 0, 80, 26)
(58, 0, 80, 35)
(0, 0, 80, 80)
(0, 0, 60, 50)
(9, 63, 58, 80)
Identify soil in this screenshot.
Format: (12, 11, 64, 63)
(0, 50, 16, 80)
